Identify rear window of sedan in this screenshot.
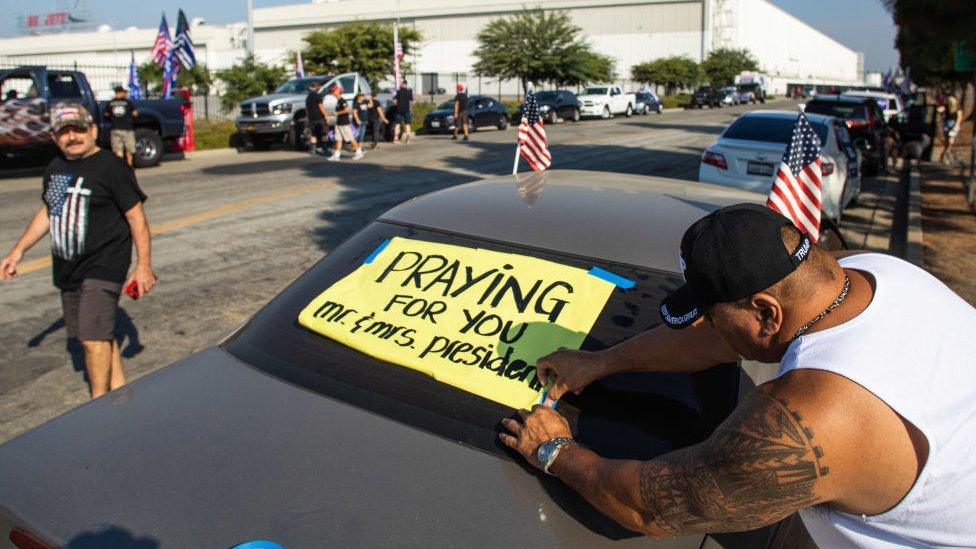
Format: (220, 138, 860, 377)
(723, 115, 828, 144)
(805, 100, 869, 121)
(225, 221, 739, 462)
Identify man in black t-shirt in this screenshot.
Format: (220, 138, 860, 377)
(304, 82, 328, 155)
(104, 86, 139, 166)
(452, 83, 470, 141)
(1, 103, 156, 399)
(393, 81, 414, 144)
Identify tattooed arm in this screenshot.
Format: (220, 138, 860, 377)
(503, 382, 837, 538)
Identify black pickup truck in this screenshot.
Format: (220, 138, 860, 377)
(0, 66, 185, 168)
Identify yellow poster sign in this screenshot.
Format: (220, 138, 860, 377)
(298, 237, 618, 409)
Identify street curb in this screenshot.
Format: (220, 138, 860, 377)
(906, 166, 925, 268)
(661, 107, 684, 113)
(180, 147, 238, 158)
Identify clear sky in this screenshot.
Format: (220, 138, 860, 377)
(2, 0, 900, 72)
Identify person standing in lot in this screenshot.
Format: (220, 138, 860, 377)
(938, 93, 962, 164)
(368, 92, 389, 149)
(105, 86, 138, 167)
(501, 204, 976, 546)
(353, 93, 369, 145)
(0, 104, 156, 399)
(305, 82, 329, 155)
(393, 81, 414, 144)
(452, 83, 469, 142)
(328, 85, 364, 162)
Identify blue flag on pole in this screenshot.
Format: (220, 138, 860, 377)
(174, 9, 196, 71)
(162, 50, 176, 99)
(128, 51, 142, 99)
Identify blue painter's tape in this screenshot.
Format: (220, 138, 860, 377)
(588, 266, 636, 289)
(363, 239, 391, 264)
(231, 541, 284, 549)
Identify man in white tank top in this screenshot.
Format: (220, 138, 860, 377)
(500, 203, 976, 547)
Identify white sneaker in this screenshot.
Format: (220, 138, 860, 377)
(327, 153, 341, 162)
(353, 150, 364, 160)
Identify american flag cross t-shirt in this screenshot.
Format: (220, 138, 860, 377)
(41, 150, 146, 290)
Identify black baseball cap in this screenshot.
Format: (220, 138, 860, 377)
(659, 203, 812, 328)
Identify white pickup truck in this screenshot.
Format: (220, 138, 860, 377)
(577, 85, 637, 118)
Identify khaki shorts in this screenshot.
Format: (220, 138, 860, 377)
(111, 129, 137, 154)
(61, 279, 122, 341)
(336, 125, 355, 142)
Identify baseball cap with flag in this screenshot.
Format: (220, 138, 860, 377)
(50, 103, 94, 132)
(659, 203, 812, 329)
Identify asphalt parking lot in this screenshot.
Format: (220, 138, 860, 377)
(0, 99, 802, 441)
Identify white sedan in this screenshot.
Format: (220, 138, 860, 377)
(698, 110, 862, 222)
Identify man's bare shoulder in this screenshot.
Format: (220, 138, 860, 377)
(756, 369, 925, 515)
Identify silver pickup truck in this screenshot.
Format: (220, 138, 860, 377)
(235, 72, 371, 150)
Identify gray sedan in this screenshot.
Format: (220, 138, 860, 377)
(0, 171, 794, 548)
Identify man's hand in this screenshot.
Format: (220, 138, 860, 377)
(536, 349, 609, 401)
(499, 405, 573, 469)
(0, 249, 23, 279)
(125, 263, 157, 297)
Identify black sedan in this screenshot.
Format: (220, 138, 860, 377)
(422, 95, 509, 133)
(513, 90, 582, 124)
(690, 86, 724, 109)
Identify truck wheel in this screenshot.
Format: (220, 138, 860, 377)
(572, 108, 581, 122)
(497, 115, 509, 130)
(547, 110, 558, 124)
(133, 129, 164, 168)
(624, 104, 633, 117)
(657, 104, 663, 114)
(602, 106, 611, 119)
(290, 120, 306, 151)
(468, 116, 478, 132)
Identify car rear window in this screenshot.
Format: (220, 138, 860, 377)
(805, 100, 868, 121)
(723, 115, 828, 144)
(225, 221, 738, 463)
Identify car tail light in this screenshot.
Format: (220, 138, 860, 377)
(701, 151, 728, 170)
(9, 528, 52, 549)
(821, 161, 835, 176)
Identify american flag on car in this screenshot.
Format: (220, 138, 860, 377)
(766, 111, 823, 242)
(45, 174, 91, 261)
(517, 89, 551, 172)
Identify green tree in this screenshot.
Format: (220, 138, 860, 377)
(881, 0, 976, 86)
(701, 48, 759, 86)
(215, 56, 288, 112)
(473, 9, 614, 93)
(136, 61, 214, 96)
(631, 56, 701, 95)
(301, 22, 422, 86)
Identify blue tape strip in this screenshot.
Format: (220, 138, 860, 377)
(230, 541, 284, 549)
(588, 266, 636, 289)
(363, 239, 391, 264)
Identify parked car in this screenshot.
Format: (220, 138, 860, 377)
(842, 90, 905, 124)
(0, 169, 834, 547)
(734, 72, 769, 104)
(698, 110, 861, 223)
(720, 86, 740, 106)
(802, 94, 890, 175)
(422, 94, 509, 133)
(577, 85, 636, 118)
(0, 66, 184, 168)
(690, 86, 723, 109)
(234, 72, 371, 150)
(634, 91, 663, 115)
(513, 90, 581, 123)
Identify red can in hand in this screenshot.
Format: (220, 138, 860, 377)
(124, 280, 140, 300)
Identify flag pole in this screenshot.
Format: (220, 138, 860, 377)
(512, 142, 520, 175)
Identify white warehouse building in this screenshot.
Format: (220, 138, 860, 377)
(0, 0, 862, 97)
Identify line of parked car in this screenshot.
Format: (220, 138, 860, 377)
(696, 88, 911, 240)
(232, 74, 677, 147)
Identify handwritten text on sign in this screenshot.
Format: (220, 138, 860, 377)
(298, 237, 615, 409)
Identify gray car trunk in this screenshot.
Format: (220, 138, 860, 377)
(0, 348, 702, 548)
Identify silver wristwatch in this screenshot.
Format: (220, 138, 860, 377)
(536, 437, 576, 475)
